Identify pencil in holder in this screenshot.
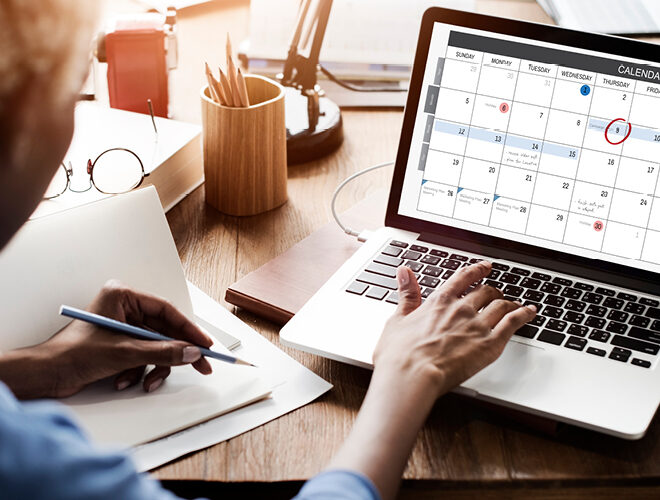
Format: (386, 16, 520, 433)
(201, 74, 287, 216)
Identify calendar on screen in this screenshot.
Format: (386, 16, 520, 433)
(400, 27, 660, 272)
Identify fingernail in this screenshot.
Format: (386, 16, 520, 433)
(398, 267, 409, 286)
(116, 380, 130, 391)
(148, 378, 163, 393)
(526, 304, 537, 312)
(183, 346, 202, 363)
(514, 300, 523, 306)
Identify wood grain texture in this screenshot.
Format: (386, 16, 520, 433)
(148, 0, 660, 495)
(202, 75, 287, 216)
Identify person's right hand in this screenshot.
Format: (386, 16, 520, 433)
(373, 261, 536, 401)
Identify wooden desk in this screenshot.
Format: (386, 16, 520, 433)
(152, 1, 660, 497)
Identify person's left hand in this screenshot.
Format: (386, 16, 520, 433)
(0, 281, 213, 399)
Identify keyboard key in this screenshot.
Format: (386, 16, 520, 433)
(630, 315, 650, 328)
(374, 254, 403, 267)
(585, 316, 606, 329)
(503, 296, 518, 302)
(639, 297, 660, 307)
(405, 261, 424, 273)
(419, 276, 440, 288)
(511, 267, 531, 276)
(588, 329, 610, 342)
(561, 288, 582, 299)
(585, 305, 606, 317)
(430, 249, 448, 258)
(611, 335, 660, 355)
(607, 310, 629, 322)
(568, 324, 588, 337)
(469, 258, 483, 264)
(423, 266, 442, 277)
(624, 302, 645, 315)
(565, 336, 587, 351)
(491, 262, 510, 271)
(366, 262, 397, 278)
(499, 273, 521, 284)
(574, 282, 594, 291)
(565, 299, 586, 312)
(401, 250, 422, 261)
(603, 297, 624, 310)
(450, 253, 468, 262)
(484, 279, 504, 289)
(582, 292, 603, 305)
(523, 290, 544, 302)
(487, 269, 501, 279)
(544, 306, 563, 319)
(552, 277, 572, 287)
(628, 326, 660, 345)
(420, 255, 441, 266)
(389, 240, 408, 248)
(346, 281, 368, 295)
(538, 330, 566, 345)
(606, 321, 628, 335)
(366, 286, 389, 300)
(530, 315, 547, 327)
(540, 282, 561, 294)
(595, 286, 616, 296)
(503, 285, 524, 297)
(520, 278, 541, 290)
(531, 272, 551, 281)
(385, 292, 399, 304)
(587, 346, 606, 357)
(651, 320, 660, 332)
(543, 295, 565, 307)
(617, 292, 638, 302)
(609, 347, 632, 363)
(647, 307, 660, 319)
(546, 319, 567, 332)
(514, 324, 538, 339)
(421, 288, 433, 298)
(632, 358, 652, 368)
(410, 245, 429, 253)
(357, 272, 397, 290)
(382, 246, 402, 257)
(442, 270, 455, 280)
(440, 259, 462, 270)
(564, 311, 585, 324)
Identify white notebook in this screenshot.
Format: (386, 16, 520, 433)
(0, 187, 270, 448)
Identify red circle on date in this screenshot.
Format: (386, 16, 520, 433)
(499, 103, 509, 113)
(594, 221, 604, 231)
(604, 118, 632, 145)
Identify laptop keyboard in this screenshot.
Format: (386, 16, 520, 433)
(345, 239, 660, 370)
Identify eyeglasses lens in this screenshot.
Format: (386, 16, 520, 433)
(91, 150, 144, 194)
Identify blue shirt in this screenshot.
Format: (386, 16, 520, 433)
(0, 382, 379, 500)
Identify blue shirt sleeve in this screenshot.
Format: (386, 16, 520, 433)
(0, 382, 183, 500)
(294, 469, 381, 500)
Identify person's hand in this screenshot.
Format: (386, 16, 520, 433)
(0, 281, 213, 399)
(373, 261, 536, 401)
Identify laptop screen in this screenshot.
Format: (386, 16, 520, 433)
(397, 21, 660, 275)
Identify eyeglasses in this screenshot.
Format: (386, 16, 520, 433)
(44, 148, 150, 200)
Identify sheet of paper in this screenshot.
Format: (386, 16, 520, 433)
(248, 0, 475, 67)
(0, 187, 193, 351)
(131, 282, 333, 472)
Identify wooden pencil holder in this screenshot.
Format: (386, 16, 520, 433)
(201, 74, 287, 216)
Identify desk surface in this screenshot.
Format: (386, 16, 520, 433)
(152, 0, 660, 496)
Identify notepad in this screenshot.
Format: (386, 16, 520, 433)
(0, 187, 270, 448)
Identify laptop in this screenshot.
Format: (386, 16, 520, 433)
(280, 7, 660, 439)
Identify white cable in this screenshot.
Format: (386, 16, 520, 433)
(331, 160, 395, 239)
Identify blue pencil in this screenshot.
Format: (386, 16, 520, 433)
(60, 305, 256, 367)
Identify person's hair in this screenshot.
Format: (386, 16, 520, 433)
(0, 1, 98, 123)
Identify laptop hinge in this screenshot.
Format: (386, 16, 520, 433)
(417, 232, 660, 296)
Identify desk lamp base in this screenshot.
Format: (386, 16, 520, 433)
(284, 86, 343, 164)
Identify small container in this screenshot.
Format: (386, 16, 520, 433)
(201, 74, 287, 216)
